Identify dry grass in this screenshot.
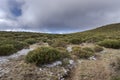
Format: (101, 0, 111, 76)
(69, 43, 120, 80)
(72, 60, 112, 80)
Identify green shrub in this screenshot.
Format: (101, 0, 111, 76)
(51, 40, 68, 48)
(56, 47, 70, 58)
(14, 42, 29, 50)
(0, 40, 29, 50)
(98, 39, 120, 49)
(93, 45, 104, 52)
(25, 38, 37, 44)
(46, 39, 52, 45)
(72, 47, 94, 59)
(72, 46, 81, 55)
(84, 36, 105, 43)
(69, 38, 83, 44)
(26, 47, 68, 65)
(0, 44, 17, 56)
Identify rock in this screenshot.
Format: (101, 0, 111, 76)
(67, 46, 72, 52)
(69, 60, 74, 65)
(39, 68, 42, 71)
(44, 61, 62, 67)
(89, 56, 96, 60)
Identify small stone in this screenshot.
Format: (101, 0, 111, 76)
(67, 46, 72, 52)
(39, 68, 42, 71)
(69, 60, 74, 65)
(89, 56, 96, 60)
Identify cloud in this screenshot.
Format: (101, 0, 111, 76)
(0, 0, 120, 33)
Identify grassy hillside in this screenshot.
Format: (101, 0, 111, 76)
(0, 23, 120, 56)
(0, 23, 120, 80)
(66, 23, 120, 43)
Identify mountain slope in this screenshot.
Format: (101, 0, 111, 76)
(66, 23, 120, 43)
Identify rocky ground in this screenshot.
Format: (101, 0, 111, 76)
(0, 43, 120, 80)
(0, 43, 75, 80)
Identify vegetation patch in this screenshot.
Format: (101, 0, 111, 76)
(25, 38, 37, 44)
(93, 45, 104, 52)
(25, 47, 69, 65)
(13, 42, 29, 50)
(72, 46, 94, 59)
(0, 44, 17, 56)
(51, 39, 68, 48)
(98, 39, 120, 49)
(69, 38, 83, 44)
(0, 40, 29, 56)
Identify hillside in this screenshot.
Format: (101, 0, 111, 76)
(91, 23, 120, 32)
(0, 23, 120, 55)
(0, 23, 120, 80)
(0, 23, 120, 56)
(66, 23, 120, 43)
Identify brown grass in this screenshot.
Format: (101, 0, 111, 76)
(69, 43, 120, 80)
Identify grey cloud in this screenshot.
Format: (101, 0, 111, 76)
(0, 0, 120, 33)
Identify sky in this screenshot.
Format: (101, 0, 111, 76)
(0, 0, 120, 34)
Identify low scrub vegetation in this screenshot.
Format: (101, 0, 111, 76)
(0, 44, 17, 56)
(13, 42, 29, 50)
(98, 39, 120, 49)
(69, 38, 83, 44)
(0, 40, 29, 56)
(72, 46, 94, 59)
(51, 39, 68, 48)
(0, 23, 120, 57)
(93, 45, 104, 52)
(25, 47, 69, 65)
(25, 38, 37, 44)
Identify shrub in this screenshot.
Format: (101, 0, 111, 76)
(14, 42, 29, 50)
(98, 39, 120, 49)
(72, 46, 81, 55)
(93, 45, 104, 52)
(0, 40, 29, 50)
(25, 38, 37, 44)
(51, 40, 68, 48)
(47, 39, 53, 46)
(0, 44, 17, 56)
(69, 38, 83, 44)
(56, 47, 70, 58)
(26, 47, 68, 65)
(85, 36, 105, 43)
(72, 47, 94, 59)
